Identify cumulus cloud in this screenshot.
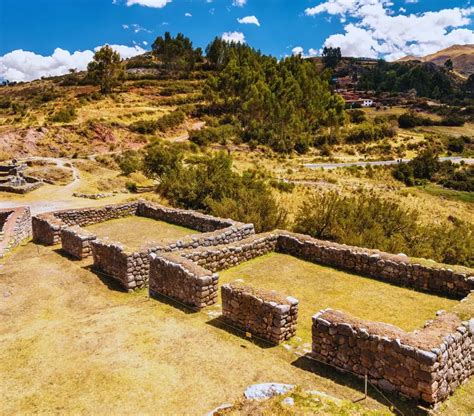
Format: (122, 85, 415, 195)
(292, 46, 304, 56)
(0, 44, 146, 82)
(222, 31, 246, 43)
(126, 0, 172, 8)
(185, 12, 192, 17)
(305, 0, 474, 60)
(237, 15, 260, 26)
(232, 0, 246, 7)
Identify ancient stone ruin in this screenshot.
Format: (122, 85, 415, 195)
(8, 200, 474, 406)
(0, 207, 32, 258)
(32, 200, 254, 290)
(147, 229, 473, 404)
(0, 161, 43, 194)
(222, 282, 298, 344)
(312, 310, 472, 404)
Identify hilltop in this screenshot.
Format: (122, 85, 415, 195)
(398, 44, 474, 77)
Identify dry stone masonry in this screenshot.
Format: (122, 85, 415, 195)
(149, 253, 218, 309)
(0, 207, 32, 258)
(221, 282, 298, 344)
(312, 309, 473, 404)
(28, 203, 474, 405)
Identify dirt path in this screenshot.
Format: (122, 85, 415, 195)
(0, 157, 130, 214)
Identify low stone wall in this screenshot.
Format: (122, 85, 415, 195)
(61, 226, 96, 259)
(149, 253, 218, 309)
(312, 310, 473, 404)
(137, 201, 235, 232)
(221, 282, 298, 344)
(276, 231, 474, 298)
(0, 207, 32, 258)
(91, 220, 254, 291)
(182, 233, 279, 272)
(32, 202, 139, 245)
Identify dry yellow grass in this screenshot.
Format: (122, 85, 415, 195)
(217, 253, 459, 342)
(0, 243, 405, 415)
(86, 216, 200, 250)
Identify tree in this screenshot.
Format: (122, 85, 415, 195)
(152, 32, 201, 70)
(322, 46, 342, 69)
(205, 37, 229, 69)
(87, 45, 124, 94)
(444, 59, 454, 72)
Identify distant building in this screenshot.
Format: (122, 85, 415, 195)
(362, 99, 374, 107)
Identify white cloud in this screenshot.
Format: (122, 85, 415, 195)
(232, 0, 246, 7)
(305, 0, 474, 60)
(143, 41, 148, 46)
(185, 12, 192, 17)
(0, 44, 146, 82)
(222, 31, 246, 43)
(126, 0, 171, 7)
(292, 46, 304, 56)
(123, 23, 152, 33)
(237, 15, 260, 26)
(308, 48, 319, 57)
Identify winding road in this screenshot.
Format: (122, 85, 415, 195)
(303, 157, 474, 170)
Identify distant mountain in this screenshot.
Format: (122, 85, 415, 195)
(397, 44, 474, 77)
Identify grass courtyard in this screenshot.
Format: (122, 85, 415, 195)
(218, 253, 459, 342)
(85, 216, 199, 250)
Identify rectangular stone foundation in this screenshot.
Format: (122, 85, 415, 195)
(312, 309, 473, 404)
(221, 282, 298, 344)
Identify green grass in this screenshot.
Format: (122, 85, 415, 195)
(86, 216, 199, 250)
(414, 184, 474, 204)
(218, 253, 458, 342)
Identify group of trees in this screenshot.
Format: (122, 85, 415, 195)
(294, 190, 473, 266)
(118, 143, 287, 232)
(358, 61, 456, 100)
(393, 149, 473, 191)
(203, 40, 346, 152)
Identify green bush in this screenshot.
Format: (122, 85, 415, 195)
(348, 109, 367, 124)
(118, 150, 142, 176)
(49, 106, 77, 123)
(129, 110, 186, 134)
(345, 122, 396, 143)
(294, 190, 473, 266)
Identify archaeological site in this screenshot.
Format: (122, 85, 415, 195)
(1, 199, 470, 408)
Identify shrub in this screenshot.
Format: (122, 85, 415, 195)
(118, 150, 142, 176)
(345, 122, 396, 143)
(49, 106, 77, 123)
(348, 109, 367, 124)
(129, 110, 185, 134)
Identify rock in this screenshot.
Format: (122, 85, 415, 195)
(282, 397, 295, 406)
(244, 383, 295, 400)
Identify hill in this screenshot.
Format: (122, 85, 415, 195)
(397, 44, 474, 77)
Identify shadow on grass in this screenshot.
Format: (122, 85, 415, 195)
(53, 248, 87, 262)
(291, 355, 428, 416)
(148, 289, 197, 315)
(82, 264, 129, 293)
(205, 317, 276, 349)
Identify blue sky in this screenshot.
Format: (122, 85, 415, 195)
(0, 0, 473, 81)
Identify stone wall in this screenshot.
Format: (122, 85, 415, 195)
(312, 309, 473, 404)
(32, 202, 138, 245)
(221, 282, 298, 344)
(276, 231, 473, 298)
(138, 201, 237, 232)
(91, 220, 254, 291)
(182, 233, 279, 272)
(60, 226, 96, 259)
(149, 253, 218, 309)
(85, 201, 255, 291)
(0, 207, 32, 258)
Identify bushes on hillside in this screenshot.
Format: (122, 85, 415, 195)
(48, 106, 77, 123)
(345, 122, 396, 143)
(398, 112, 465, 129)
(129, 110, 185, 134)
(393, 149, 473, 191)
(294, 190, 473, 266)
(188, 125, 237, 147)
